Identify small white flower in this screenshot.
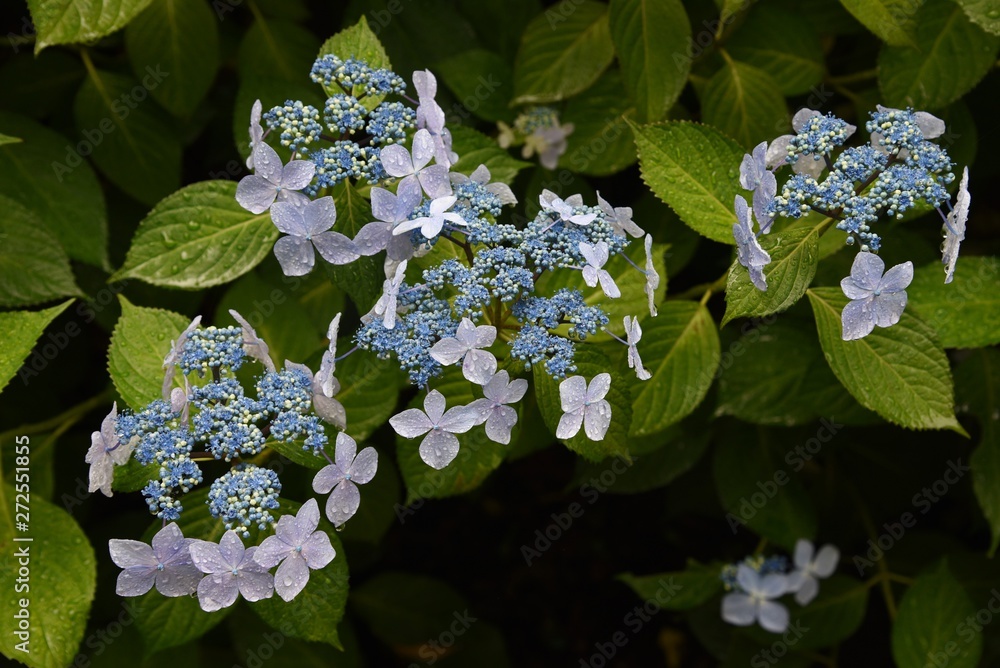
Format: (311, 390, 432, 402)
(556, 374, 612, 441)
(354, 179, 423, 261)
(943, 167, 970, 284)
(85, 402, 134, 497)
(236, 143, 315, 214)
(623, 316, 651, 381)
(229, 309, 276, 372)
(451, 164, 517, 206)
(393, 195, 466, 240)
(246, 99, 264, 170)
(379, 128, 452, 199)
(373, 261, 408, 330)
(162, 316, 201, 400)
(643, 235, 660, 317)
(389, 390, 477, 469)
(596, 191, 643, 238)
(787, 539, 839, 605)
(721, 564, 790, 633)
(539, 189, 596, 226)
(579, 241, 621, 298)
(312, 432, 378, 527)
(467, 371, 528, 444)
(429, 318, 498, 385)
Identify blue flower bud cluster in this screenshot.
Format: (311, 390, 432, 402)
(765, 107, 955, 252)
(111, 320, 333, 525)
(207, 464, 281, 537)
(310, 55, 405, 97)
(306, 142, 387, 195)
(514, 106, 561, 135)
(263, 100, 323, 155)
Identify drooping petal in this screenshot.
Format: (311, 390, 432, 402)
(484, 405, 518, 444)
(721, 593, 757, 626)
(313, 391, 346, 428)
(197, 573, 240, 612)
(419, 429, 460, 469)
(325, 480, 361, 526)
(274, 235, 316, 276)
(793, 575, 820, 606)
(583, 400, 612, 441)
(109, 539, 155, 569)
(873, 291, 907, 329)
(849, 252, 885, 292)
(390, 408, 434, 438)
(556, 407, 584, 439)
(312, 231, 360, 266)
(597, 269, 621, 299)
(841, 297, 876, 341)
(879, 261, 913, 293)
(274, 554, 310, 602)
(463, 349, 497, 385)
(116, 568, 156, 597)
(757, 600, 790, 633)
(236, 174, 277, 214)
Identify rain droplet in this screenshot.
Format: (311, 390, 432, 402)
(187, 220, 201, 230)
(180, 250, 191, 261)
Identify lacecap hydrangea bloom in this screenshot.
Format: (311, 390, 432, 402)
(735, 105, 972, 340)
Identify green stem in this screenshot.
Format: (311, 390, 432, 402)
(848, 482, 899, 620)
(828, 69, 877, 85)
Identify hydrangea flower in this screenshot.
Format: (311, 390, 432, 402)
(284, 359, 347, 429)
(840, 252, 913, 341)
(721, 564, 790, 633)
(354, 179, 422, 261)
(597, 191, 643, 238)
(787, 539, 839, 605)
(468, 370, 528, 445)
(246, 99, 264, 170)
(394, 195, 465, 240)
(379, 128, 452, 199)
(943, 167, 970, 284)
(643, 235, 660, 317)
(623, 316, 650, 381)
(556, 374, 612, 441)
(579, 241, 621, 299)
(85, 402, 134, 497)
(254, 498, 336, 602)
(373, 260, 408, 329)
(733, 195, 770, 291)
(229, 309, 276, 372)
(740, 141, 778, 230)
(108, 523, 202, 597)
(429, 318, 498, 385)
(389, 390, 477, 469)
(451, 164, 517, 206)
(236, 142, 316, 214)
(412, 69, 456, 167)
(869, 105, 944, 158)
(271, 196, 359, 276)
(190, 531, 274, 612)
(539, 189, 596, 227)
(208, 464, 281, 536)
(162, 316, 201, 400)
(312, 432, 378, 527)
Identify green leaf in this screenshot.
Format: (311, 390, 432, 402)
(456, 0, 542, 61)
(723, 224, 822, 326)
(807, 287, 961, 431)
(701, 59, 788, 149)
(879, 0, 1000, 110)
(0, 300, 73, 395)
(630, 120, 745, 244)
(112, 180, 279, 289)
(112, 457, 158, 493)
(560, 69, 638, 176)
(837, 0, 920, 46)
(107, 295, 189, 410)
(251, 499, 349, 651)
(712, 429, 817, 550)
(325, 180, 384, 310)
(744, 576, 868, 650)
(892, 561, 982, 668)
(317, 16, 391, 110)
(0, 133, 21, 146)
(436, 49, 515, 123)
(0, 50, 85, 120)
(0, 111, 108, 268)
(27, 0, 156, 52)
(449, 124, 532, 185)
(908, 256, 1000, 349)
(727, 6, 825, 96)
(512, 0, 615, 104)
(534, 346, 633, 462)
(955, 349, 1000, 555)
(0, 483, 96, 668)
(124, 0, 220, 118)
(618, 561, 723, 611)
(630, 302, 720, 437)
(396, 367, 509, 503)
(609, 0, 691, 122)
(956, 0, 1000, 35)
(74, 68, 181, 206)
(351, 571, 468, 647)
(0, 195, 82, 307)
(717, 317, 869, 426)
(336, 349, 402, 442)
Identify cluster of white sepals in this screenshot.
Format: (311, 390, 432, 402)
(231, 67, 660, 463)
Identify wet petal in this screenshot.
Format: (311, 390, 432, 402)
(270, 201, 308, 236)
(559, 375, 588, 412)
(325, 480, 361, 527)
(190, 540, 228, 574)
(841, 297, 876, 341)
(312, 231, 360, 266)
(312, 464, 346, 495)
(411, 128, 436, 169)
(197, 573, 239, 612)
(274, 235, 315, 276)
(390, 408, 433, 438)
(253, 535, 291, 569)
(279, 159, 316, 191)
(419, 164, 453, 199)
(252, 142, 282, 183)
(354, 221, 392, 256)
(236, 175, 277, 214)
(423, 389, 447, 423)
(116, 568, 156, 597)
(879, 261, 913, 293)
(587, 373, 612, 402)
(484, 406, 518, 444)
(556, 407, 584, 439)
(463, 349, 497, 385)
(873, 291, 907, 329)
(274, 554, 310, 602)
(350, 446, 379, 484)
(430, 337, 469, 366)
(419, 429, 460, 469)
(849, 252, 885, 292)
(155, 561, 202, 597)
(380, 143, 414, 178)
(583, 400, 612, 440)
(302, 196, 337, 236)
(109, 539, 155, 569)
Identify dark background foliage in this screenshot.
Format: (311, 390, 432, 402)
(1, 0, 999, 666)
